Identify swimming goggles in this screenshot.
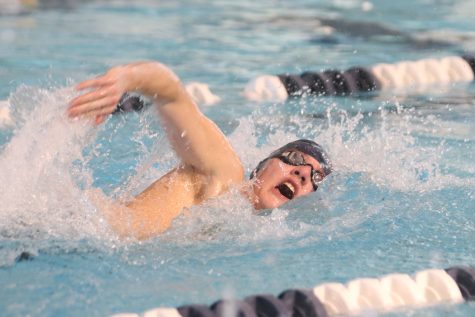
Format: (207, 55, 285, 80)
(275, 151, 326, 191)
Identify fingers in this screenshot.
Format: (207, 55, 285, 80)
(69, 88, 110, 108)
(68, 95, 119, 117)
(92, 104, 118, 117)
(75, 76, 112, 91)
(87, 106, 116, 124)
(85, 104, 117, 120)
(68, 68, 127, 123)
(95, 115, 106, 125)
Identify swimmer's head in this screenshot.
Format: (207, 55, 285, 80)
(249, 139, 332, 210)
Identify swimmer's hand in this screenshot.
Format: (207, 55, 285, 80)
(68, 65, 132, 125)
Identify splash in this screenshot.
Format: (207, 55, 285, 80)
(0, 85, 114, 265)
(315, 101, 473, 192)
(0, 83, 472, 267)
(181, 98, 475, 246)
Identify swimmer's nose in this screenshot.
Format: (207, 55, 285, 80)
(292, 166, 311, 188)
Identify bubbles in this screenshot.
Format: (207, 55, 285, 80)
(315, 103, 472, 192)
(205, 96, 475, 250)
(0, 81, 473, 270)
(0, 85, 114, 266)
(161, 187, 303, 245)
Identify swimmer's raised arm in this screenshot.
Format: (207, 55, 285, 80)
(68, 61, 242, 181)
(68, 62, 243, 239)
(68, 62, 333, 239)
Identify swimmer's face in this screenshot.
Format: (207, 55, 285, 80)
(251, 151, 324, 210)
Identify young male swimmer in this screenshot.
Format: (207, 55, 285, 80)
(68, 61, 332, 240)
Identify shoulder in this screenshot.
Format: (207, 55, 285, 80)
(190, 159, 244, 202)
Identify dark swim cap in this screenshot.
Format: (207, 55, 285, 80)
(250, 139, 332, 179)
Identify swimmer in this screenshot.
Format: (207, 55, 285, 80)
(68, 61, 332, 239)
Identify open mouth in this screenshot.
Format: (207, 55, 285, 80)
(276, 182, 295, 200)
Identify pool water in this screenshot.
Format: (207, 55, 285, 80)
(0, 0, 474, 316)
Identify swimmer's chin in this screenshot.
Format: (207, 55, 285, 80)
(240, 179, 273, 211)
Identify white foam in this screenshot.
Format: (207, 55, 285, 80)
(0, 86, 114, 260)
(316, 104, 474, 192)
(0, 83, 472, 255)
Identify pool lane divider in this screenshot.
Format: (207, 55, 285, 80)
(114, 83, 221, 113)
(0, 83, 221, 129)
(110, 266, 475, 317)
(3, 55, 474, 128)
(244, 55, 475, 101)
(112, 55, 475, 109)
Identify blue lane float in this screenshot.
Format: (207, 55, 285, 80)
(244, 55, 475, 101)
(110, 266, 474, 317)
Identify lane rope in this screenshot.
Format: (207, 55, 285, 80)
(244, 55, 475, 101)
(110, 266, 475, 317)
(3, 55, 474, 128)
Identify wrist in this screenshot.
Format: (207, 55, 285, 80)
(124, 64, 143, 92)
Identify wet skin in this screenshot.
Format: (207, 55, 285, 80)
(250, 151, 324, 209)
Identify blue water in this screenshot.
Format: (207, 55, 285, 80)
(0, 0, 474, 316)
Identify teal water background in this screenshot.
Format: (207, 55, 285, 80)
(0, 1, 474, 316)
